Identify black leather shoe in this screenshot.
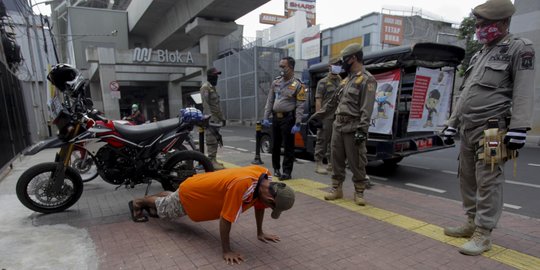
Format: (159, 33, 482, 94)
(274, 169, 281, 178)
(279, 173, 291, 181)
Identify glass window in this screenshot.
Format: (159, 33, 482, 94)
(322, 45, 329, 57)
(288, 37, 295, 44)
(363, 33, 371, 47)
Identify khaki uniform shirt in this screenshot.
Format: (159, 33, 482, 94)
(315, 74, 341, 120)
(314, 69, 378, 133)
(263, 76, 306, 124)
(201, 82, 224, 122)
(447, 34, 535, 131)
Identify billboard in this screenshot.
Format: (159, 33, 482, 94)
(259, 13, 288, 25)
(301, 25, 320, 60)
(285, 0, 316, 26)
(381, 14, 404, 46)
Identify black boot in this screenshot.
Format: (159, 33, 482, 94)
(280, 171, 291, 180)
(273, 169, 281, 178)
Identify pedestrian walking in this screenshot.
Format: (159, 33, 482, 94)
(262, 57, 306, 180)
(309, 43, 377, 206)
(442, 0, 535, 256)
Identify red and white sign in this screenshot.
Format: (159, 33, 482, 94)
(259, 13, 288, 25)
(369, 69, 401, 135)
(285, 0, 316, 26)
(109, 81, 121, 99)
(381, 15, 404, 46)
(109, 81, 120, 91)
(407, 67, 454, 132)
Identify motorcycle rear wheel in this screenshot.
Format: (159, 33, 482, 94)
(161, 150, 214, 191)
(16, 162, 84, 213)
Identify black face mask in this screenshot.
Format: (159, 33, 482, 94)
(208, 76, 218, 86)
(341, 56, 353, 74)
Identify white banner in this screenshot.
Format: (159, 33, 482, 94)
(369, 69, 400, 135)
(407, 67, 454, 132)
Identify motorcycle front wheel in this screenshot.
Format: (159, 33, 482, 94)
(161, 150, 214, 191)
(16, 162, 84, 213)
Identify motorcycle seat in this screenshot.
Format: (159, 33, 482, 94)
(114, 118, 180, 143)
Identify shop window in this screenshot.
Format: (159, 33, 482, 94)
(364, 33, 371, 47)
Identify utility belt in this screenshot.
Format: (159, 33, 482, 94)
(335, 114, 356, 123)
(273, 111, 294, 119)
(477, 118, 518, 172)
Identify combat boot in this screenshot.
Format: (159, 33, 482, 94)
(315, 161, 328, 175)
(324, 181, 343, 200)
(444, 217, 476, 237)
(210, 158, 225, 170)
(353, 182, 366, 206)
(326, 163, 333, 173)
(459, 227, 492, 256)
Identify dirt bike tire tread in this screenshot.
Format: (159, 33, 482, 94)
(16, 162, 84, 214)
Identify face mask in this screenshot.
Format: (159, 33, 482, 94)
(208, 76, 218, 86)
(341, 58, 353, 74)
(330, 65, 342, 75)
(280, 67, 289, 77)
(475, 23, 504, 44)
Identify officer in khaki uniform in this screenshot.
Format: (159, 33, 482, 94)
(263, 57, 306, 180)
(309, 43, 377, 206)
(201, 67, 226, 170)
(442, 0, 535, 256)
(314, 58, 342, 174)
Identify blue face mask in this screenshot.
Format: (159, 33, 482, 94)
(330, 65, 342, 75)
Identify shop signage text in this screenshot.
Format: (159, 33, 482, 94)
(132, 47, 194, 63)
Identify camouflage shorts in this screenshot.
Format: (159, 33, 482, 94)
(155, 189, 186, 219)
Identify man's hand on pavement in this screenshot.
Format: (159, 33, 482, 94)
(257, 233, 280, 243)
(223, 251, 244, 265)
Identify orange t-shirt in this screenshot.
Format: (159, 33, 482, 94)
(179, 165, 269, 223)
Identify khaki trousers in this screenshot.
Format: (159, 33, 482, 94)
(314, 118, 334, 162)
(459, 124, 505, 230)
(331, 124, 367, 190)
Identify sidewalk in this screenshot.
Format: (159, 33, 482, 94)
(1, 148, 540, 269)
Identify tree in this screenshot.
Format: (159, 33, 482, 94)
(457, 16, 482, 76)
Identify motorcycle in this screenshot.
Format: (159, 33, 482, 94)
(16, 64, 214, 214)
(71, 117, 199, 183)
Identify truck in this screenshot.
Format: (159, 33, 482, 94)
(259, 42, 465, 165)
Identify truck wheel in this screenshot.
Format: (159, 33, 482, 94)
(383, 157, 403, 166)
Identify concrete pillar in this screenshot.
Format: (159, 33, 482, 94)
(200, 34, 222, 68)
(168, 81, 183, 117)
(96, 48, 120, 119)
(89, 81, 104, 112)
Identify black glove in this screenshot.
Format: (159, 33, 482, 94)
(354, 129, 367, 145)
(442, 127, 457, 145)
(308, 118, 322, 129)
(504, 129, 526, 150)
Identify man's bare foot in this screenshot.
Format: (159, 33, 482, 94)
(128, 200, 148, 222)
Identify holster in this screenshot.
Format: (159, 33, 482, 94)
(477, 119, 517, 171)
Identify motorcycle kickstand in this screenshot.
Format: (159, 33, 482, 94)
(144, 180, 152, 196)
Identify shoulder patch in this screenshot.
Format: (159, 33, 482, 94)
(519, 50, 535, 70)
(296, 85, 306, 101)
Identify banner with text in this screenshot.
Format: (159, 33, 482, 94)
(407, 67, 454, 132)
(381, 14, 403, 45)
(369, 69, 401, 135)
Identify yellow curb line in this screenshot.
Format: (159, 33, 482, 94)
(217, 163, 540, 269)
(285, 178, 540, 270)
